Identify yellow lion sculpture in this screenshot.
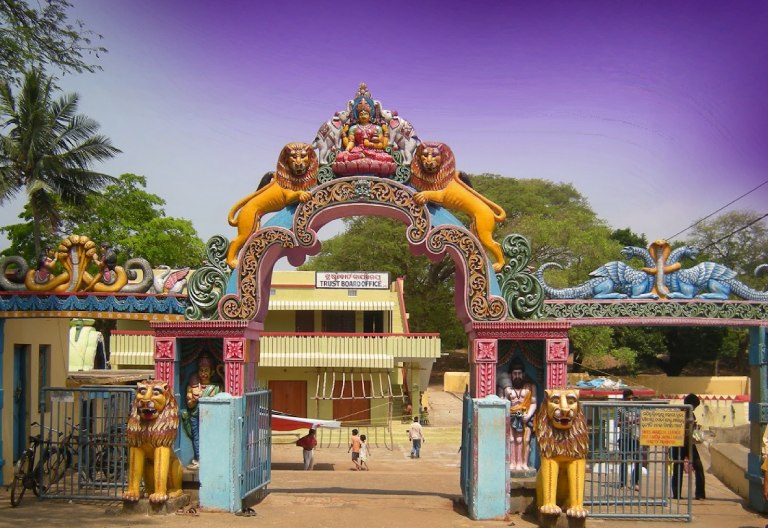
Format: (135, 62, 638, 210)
(410, 142, 507, 272)
(226, 142, 318, 268)
(532, 389, 589, 519)
(123, 381, 184, 504)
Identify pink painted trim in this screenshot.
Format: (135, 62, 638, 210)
(260, 331, 439, 337)
(111, 330, 154, 336)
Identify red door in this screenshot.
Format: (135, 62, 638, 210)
(269, 380, 307, 417)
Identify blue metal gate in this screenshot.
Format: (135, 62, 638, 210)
(459, 388, 472, 505)
(241, 389, 271, 504)
(582, 401, 694, 521)
(39, 386, 133, 501)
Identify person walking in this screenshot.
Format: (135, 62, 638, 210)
(618, 389, 641, 491)
(296, 428, 318, 470)
(671, 393, 705, 500)
(359, 434, 371, 470)
(408, 416, 425, 458)
(348, 428, 362, 470)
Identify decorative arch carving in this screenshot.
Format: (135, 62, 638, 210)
(218, 176, 506, 325)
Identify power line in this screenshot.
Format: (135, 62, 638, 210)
(697, 212, 768, 252)
(666, 179, 768, 241)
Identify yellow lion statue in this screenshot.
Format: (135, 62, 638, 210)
(410, 142, 507, 272)
(532, 389, 589, 519)
(226, 142, 318, 268)
(123, 381, 184, 504)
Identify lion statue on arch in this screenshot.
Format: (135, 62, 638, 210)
(226, 142, 318, 268)
(532, 389, 589, 519)
(410, 142, 507, 272)
(123, 381, 184, 504)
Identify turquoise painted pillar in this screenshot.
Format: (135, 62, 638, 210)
(198, 393, 243, 512)
(467, 395, 510, 520)
(746, 327, 767, 512)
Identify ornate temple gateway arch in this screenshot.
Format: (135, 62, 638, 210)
(148, 83, 766, 514)
(156, 83, 558, 401)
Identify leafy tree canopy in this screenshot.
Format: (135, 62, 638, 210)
(3, 173, 205, 267)
(301, 175, 626, 350)
(0, 0, 106, 84)
(683, 210, 768, 284)
(0, 69, 119, 256)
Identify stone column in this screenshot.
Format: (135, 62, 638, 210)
(154, 337, 176, 390)
(545, 338, 568, 389)
(470, 338, 498, 398)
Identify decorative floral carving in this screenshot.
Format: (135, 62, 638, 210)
(546, 339, 569, 361)
(155, 338, 175, 359)
(220, 228, 297, 320)
(473, 339, 498, 362)
(541, 299, 768, 322)
(496, 234, 544, 319)
(226, 362, 243, 396)
(294, 177, 429, 248)
(155, 361, 174, 389)
(428, 226, 506, 322)
(475, 362, 497, 398)
(224, 338, 244, 361)
(547, 362, 567, 389)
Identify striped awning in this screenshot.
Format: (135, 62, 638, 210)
(267, 300, 395, 311)
(259, 351, 394, 369)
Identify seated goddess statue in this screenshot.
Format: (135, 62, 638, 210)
(332, 95, 396, 177)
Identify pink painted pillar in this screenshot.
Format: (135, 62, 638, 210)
(545, 338, 569, 389)
(154, 337, 176, 390)
(223, 337, 246, 396)
(470, 338, 498, 398)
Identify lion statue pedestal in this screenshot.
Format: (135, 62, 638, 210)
(533, 389, 589, 528)
(122, 381, 187, 511)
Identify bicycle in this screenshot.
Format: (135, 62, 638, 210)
(9, 422, 68, 507)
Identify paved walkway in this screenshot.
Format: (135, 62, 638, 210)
(1, 387, 766, 528)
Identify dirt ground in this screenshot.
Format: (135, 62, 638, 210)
(1, 388, 766, 528)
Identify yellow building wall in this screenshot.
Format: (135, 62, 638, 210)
(2, 318, 70, 483)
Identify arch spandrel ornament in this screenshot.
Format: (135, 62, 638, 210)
(215, 175, 508, 325)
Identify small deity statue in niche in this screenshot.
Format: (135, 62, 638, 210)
(499, 358, 537, 473)
(181, 355, 222, 469)
(332, 83, 396, 177)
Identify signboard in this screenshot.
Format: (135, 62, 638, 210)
(315, 272, 389, 289)
(639, 409, 686, 447)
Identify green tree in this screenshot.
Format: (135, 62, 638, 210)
(0, 69, 120, 257)
(684, 210, 768, 283)
(610, 228, 648, 249)
(59, 173, 205, 267)
(0, 0, 106, 84)
(300, 176, 627, 353)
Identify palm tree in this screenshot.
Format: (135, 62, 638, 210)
(0, 69, 121, 257)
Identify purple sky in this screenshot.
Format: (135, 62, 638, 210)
(3, 1, 767, 259)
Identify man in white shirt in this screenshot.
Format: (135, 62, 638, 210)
(408, 416, 425, 458)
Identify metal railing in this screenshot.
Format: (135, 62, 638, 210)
(582, 401, 694, 521)
(241, 390, 272, 503)
(39, 386, 133, 501)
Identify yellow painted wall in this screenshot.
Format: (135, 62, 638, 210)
(2, 318, 70, 483)
(623, 375, 750, 396)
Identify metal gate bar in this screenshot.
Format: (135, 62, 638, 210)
(241, 390, 271, 502)
(582, 401, 693, 521)
(40, 386, 133, 501)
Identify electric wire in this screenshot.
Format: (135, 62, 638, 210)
(697, 212, 768, 252)
(666, 179, 768, 241)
